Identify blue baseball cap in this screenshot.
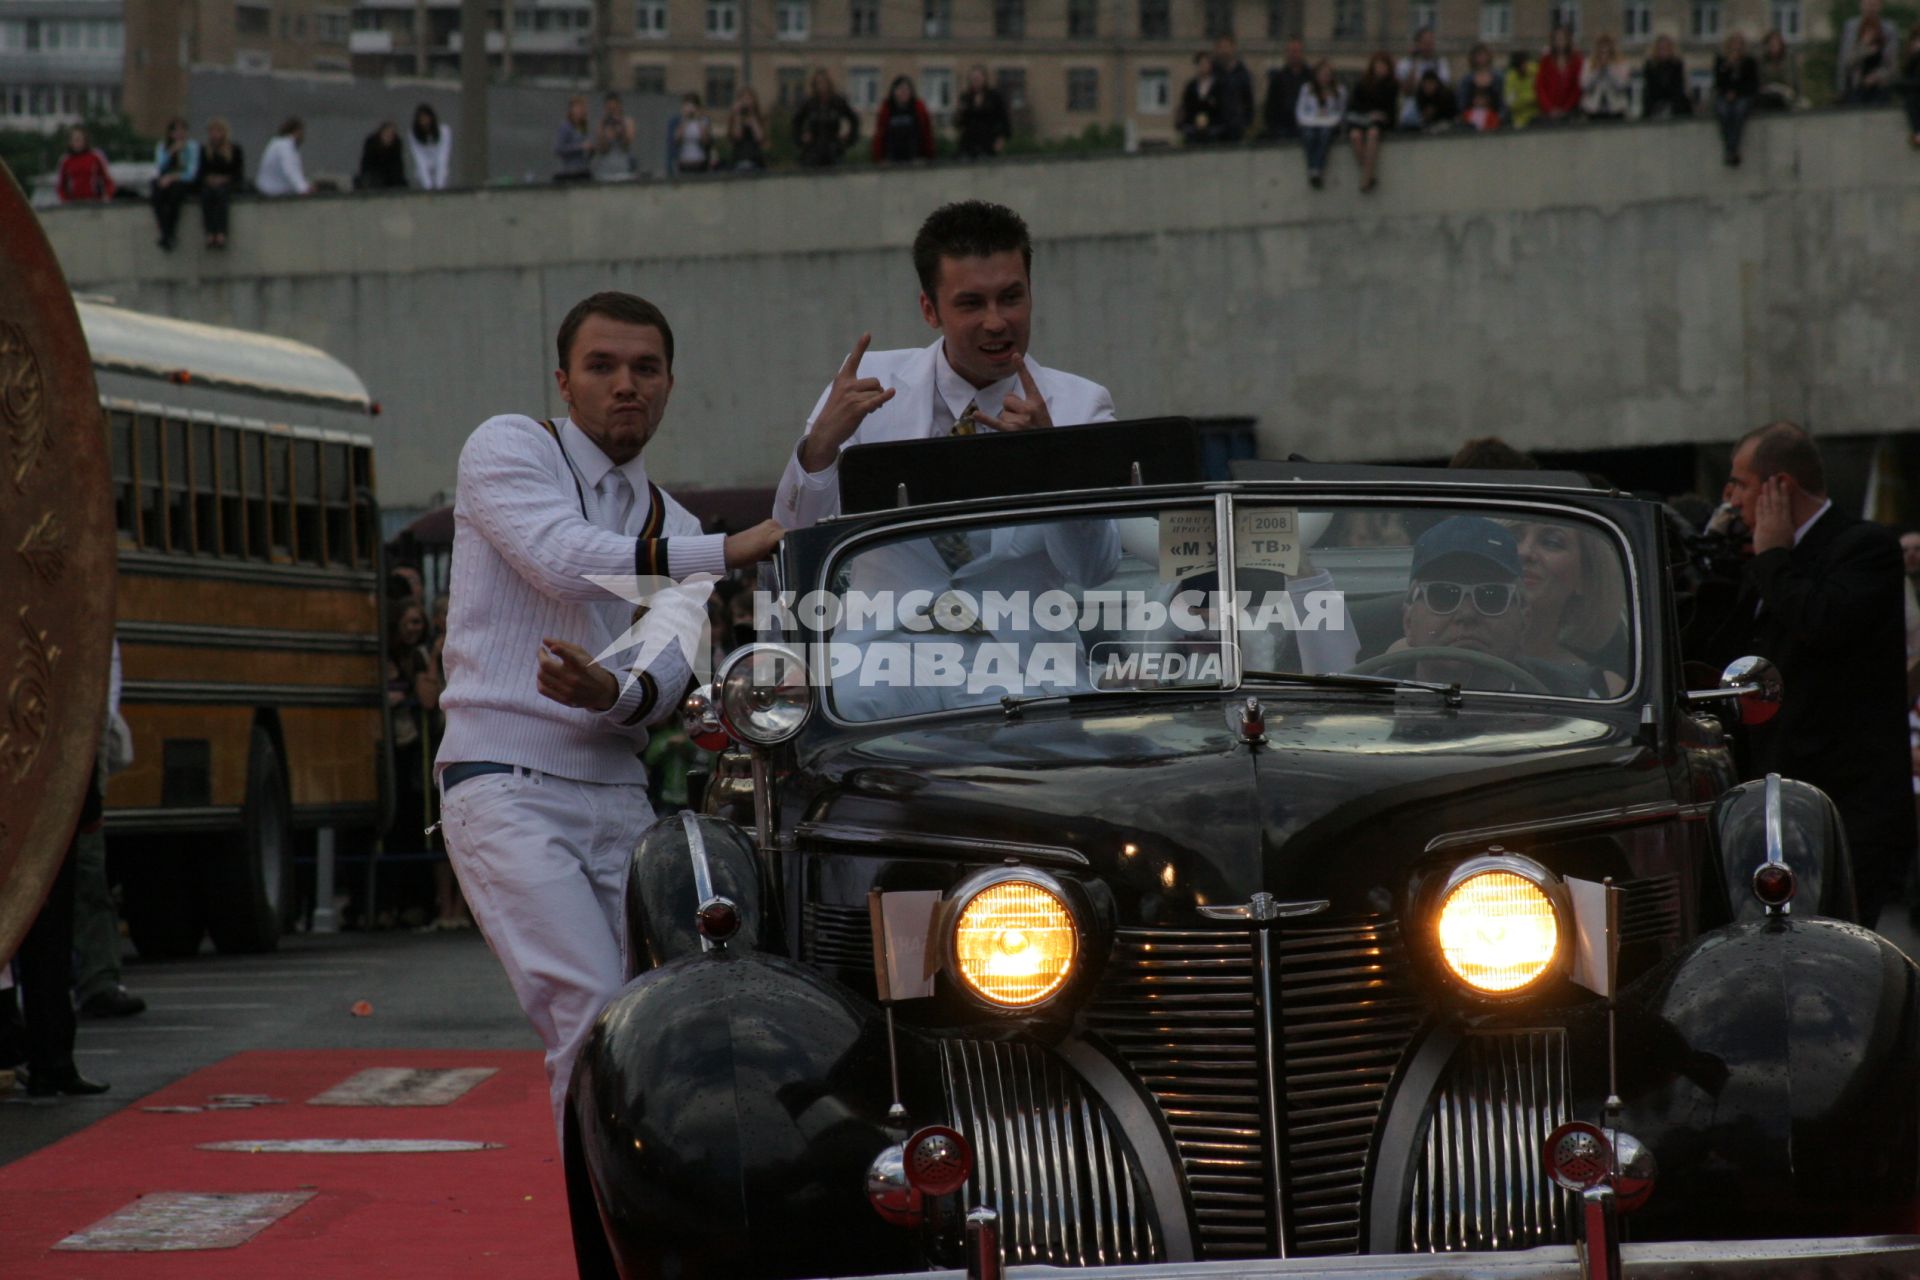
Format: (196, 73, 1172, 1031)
(1410, 516, 1522, 580)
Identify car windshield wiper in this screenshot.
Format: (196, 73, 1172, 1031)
(998, 685, 1207, 718)
(1240, 668, 1464, 708)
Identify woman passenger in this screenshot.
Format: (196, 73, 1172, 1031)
(1514, 520, 1628, 694)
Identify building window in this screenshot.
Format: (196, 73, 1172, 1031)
(1689, 0, 1720, 37)
(317, 9, 348, 42)
(777, 65, 807, 104)
(1333, 0, 1365, 38)
(994, 0, 1024, 39)
(1068, 0, 1098, 37)
(995, 67, 1027, 110)
(636, 0, 666, 36)
(1204, 0, 1233, 37)
(705, 2, 737, 38)
(705, 64, 736, 108)
(850, 0, 878, 36)
(1267, 1, 1294, 38)
(1139, 0, 1170, 39)
(1550, 0, 1580, 35)
(1136, 67, 1170, 112)
(1770, 0, 1801, 38)
(632, 64, 666, 94)
(848, 66, 880, 108)
(1066, 66, 1098, 111)
(922, 0, 951, 39)
(1480, 0, 1511, 39)
(775, 0, 808, 39)
(921, 66, 954, 112)
(235, 4, 270, 36)
(1620, 0, 1649, 37)
(1409, 0, 1436, 34)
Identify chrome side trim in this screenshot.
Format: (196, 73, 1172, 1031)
(1255, 928, 1290, 1258)
(1423, 801, 1715, 854)
(103, 804, 243, 832)
(121, 679, 382, 708)
(795, 821, 1088, 868)
(117, 550, 378, 590)
(1763, 773, 1785, 866)
(118, 619, 380, 654)
(680, 812, 715, 953)
(1199, 893, 1330, 921)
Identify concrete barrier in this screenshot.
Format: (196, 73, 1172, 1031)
(37, 107, 1920, 513)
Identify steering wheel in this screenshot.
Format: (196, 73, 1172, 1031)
(1350, 646, 1551, 695)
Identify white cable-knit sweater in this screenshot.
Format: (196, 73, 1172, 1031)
(436, 415, 727, 784)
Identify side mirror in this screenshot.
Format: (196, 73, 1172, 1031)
(1684, 655, 1783, 726)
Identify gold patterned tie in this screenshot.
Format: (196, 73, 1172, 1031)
(949, 399, 980, 437)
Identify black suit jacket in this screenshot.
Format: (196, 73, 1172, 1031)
(1691, 506, 1915, 865)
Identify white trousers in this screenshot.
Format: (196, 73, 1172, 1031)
(438, 766, 654, 1148)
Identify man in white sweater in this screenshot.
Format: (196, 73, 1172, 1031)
(437, 291, 780, 1141)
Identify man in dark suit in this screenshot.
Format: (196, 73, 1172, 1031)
(1691, 422, 1915, 925)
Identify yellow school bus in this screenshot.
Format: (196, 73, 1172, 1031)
(87, 302, 387, 956)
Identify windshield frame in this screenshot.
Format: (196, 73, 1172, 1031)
(802, 489, 1645, 729)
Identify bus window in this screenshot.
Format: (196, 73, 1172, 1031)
(268, 435, 293, 562)
(323, 443, 353, 566)
(136, 414, 164, 550)
(294, 439, 324, 565)
(109, 411, 136, 546)
(244, 433, 270, 561)
(219, 427, 246, 558)
(352, 445, 377, 569)
(190, 421, 217, 555)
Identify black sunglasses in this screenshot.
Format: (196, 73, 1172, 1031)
(1410, 580, 1518, 617)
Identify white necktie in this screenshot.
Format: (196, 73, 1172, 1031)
(602, 471, 635, 535)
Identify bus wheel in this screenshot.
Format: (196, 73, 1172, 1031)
(204, 724, 293, 954)
(122, 843, 207, 959)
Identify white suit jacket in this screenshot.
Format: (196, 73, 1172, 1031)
(773, 340, 1117, 529)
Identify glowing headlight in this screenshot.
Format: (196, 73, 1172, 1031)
(950, 877, 1078, 1008)
(716, 643, 812, 746)
(1436, 864, 1562, 995)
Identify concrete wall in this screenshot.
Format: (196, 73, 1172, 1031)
(35, 107, 1920, 514)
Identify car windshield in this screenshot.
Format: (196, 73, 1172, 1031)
(821, 500, 1634, 721)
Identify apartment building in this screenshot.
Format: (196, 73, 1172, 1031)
(0, 0, 124, 131)
(121, 0, 353, 133)
(347, 0, 592, 81)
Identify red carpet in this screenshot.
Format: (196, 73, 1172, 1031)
(0, 1050, 571, 1278)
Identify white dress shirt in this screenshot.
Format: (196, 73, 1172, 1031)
(437, 414, 726, 783)
(255, 135, 309, 196)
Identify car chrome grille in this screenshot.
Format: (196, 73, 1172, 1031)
(937, 1038, 1160, 1267)
(800, 901, 873, 973)
(1407, 1028, 1575, 1252)
(1273, 920, 1422, 1256)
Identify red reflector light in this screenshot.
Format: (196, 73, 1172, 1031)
(1543, 1120, 1613, 1193)
(903, 1126, 972, 1197)
(1752, 862, 1795, 907)
(694, 896, 739, 942)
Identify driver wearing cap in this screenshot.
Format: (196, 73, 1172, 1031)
(1401, 516, 1536, 690)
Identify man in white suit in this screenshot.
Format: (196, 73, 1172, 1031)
(774, 200, 1117, 529)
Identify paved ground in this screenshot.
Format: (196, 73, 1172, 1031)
(1, 928, 533, 1167)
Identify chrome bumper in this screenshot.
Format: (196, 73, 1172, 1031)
(853, 1236, 1920, 1279)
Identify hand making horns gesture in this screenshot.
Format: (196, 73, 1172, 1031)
(970, 355, 1053, 432)
(799, 333, 897, 472)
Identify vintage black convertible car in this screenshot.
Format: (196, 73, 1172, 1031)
(565, 424, 1920, 1279)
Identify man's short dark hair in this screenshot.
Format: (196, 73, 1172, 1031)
(556, 291, 675, 371)
(1737, 420, 1826, 495)
(912, 201, 1033, 299)
(1449, 436, 1539, 470)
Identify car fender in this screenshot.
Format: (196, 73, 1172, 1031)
(625, 812, 766, 978)
(1613, 916, 1920, 1240)
(566, 949, 920, 1280)
(1712, 776, 1857, 922)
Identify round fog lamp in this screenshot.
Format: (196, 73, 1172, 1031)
(717, 643, 811, 746)
(1436, 868, 1561, 994)
(952, 879, 1077, 1008)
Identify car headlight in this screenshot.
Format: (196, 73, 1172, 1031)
(1434, 856, 1564, 996)
(947, 872, 1078, 1009)
(716, 643, 812, 746)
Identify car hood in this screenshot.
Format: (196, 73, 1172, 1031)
(796, 694, 1658, 926)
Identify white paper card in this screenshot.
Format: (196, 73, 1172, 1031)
(1158, 510, 1218, 581)
(1235, 508, 1301, 575)
(1566, 876, 1620, 998)
(869, 889, 942, 1002)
